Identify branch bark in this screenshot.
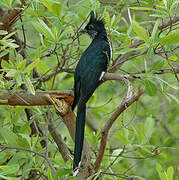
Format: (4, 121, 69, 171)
(46, 95, 91, 179)
(93, 89, 143, 172)
(47, 108, 72, 162)
(0, 73, 137, 107)
(158, 14, 179, 30)
(0, 90, 73, 106)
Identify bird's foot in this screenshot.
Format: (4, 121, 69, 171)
(73, 168, 79, 177)
(73, 161, 81, 177)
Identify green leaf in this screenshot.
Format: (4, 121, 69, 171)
(151, 19, 160, 41)
(47, 167, 53, 180)
(104, 11, 110, 27)
(170, 0, 179, 13)
(8, 152, 27, 165)
(0, 164, 19, 176)
(2, 31, 16, 40)
(117, 128, 128, 144)
(134, 124, 146, 144)
(0, 127, 18, 146)
(40, 0, 62, 17)
(15, 75, 22, 87)
(151, 60, 164, 72)
(159, 31, 179, 45)
(22, 160, 33, 177)
(16, 54, 23, 64)
(6, 69, 18, 77)
(0, 30, 8, 35)
(110, 14, 116, 26)
(0, 99, 8, 104)
(156, 163, 167, 180)
(110, 149, 123, 162)
(144, 80, 157, 96)
(0, 50, 9, 58)
(23, 75, 35, 95)
(1, 60, 10, 69)
(55, 167, 72, 178)
(36, 60, 49, 74)
(167, 166, 174, 180)
(156, 77, 178, 90)
(53, 26, 57, 41)
(150, 13, 168, 18)
(0, 175, 19, 180)
(32, 19, 54, 41)
(7, 42, 19, 49)
(19, 121, 31, 135)
(24, 58, 40, 74)
(166, 93, 179, 104)
(130, 7, 160, 12)
(132, 20, 150, 44)
(18, 134, 31, 149)
(144, 116, 155, 140)
(17, 59, 26, 71)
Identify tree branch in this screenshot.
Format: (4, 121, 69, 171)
(0, 90, 73, 106)
(158, 14, 179, 30)
(0, 73, 137, 107)
(93, 88, 143, 172)
(109, 40, 144, 73)
(47, 108, 72, 162)
(45, 95, 91, 179)
(0, 145, 56, 174)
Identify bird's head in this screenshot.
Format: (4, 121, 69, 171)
(80, 11, 106, 39)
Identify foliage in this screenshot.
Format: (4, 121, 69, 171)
(0, 0, 178, 179)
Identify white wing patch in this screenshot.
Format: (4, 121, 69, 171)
(99, 39, 112, 81)
(99, 71, 105, 80)
(108, 40, 112, 59)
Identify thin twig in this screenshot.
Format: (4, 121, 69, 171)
(158, 14, 179, 30)
(161, 45, 179, 83)
(0, 145, 56, 174)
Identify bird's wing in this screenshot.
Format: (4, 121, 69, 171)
(72, 77, 81, 111)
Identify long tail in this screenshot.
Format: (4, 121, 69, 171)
(73, 101, 86, 170)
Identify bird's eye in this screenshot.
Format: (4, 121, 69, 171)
(88, 24, 94, 30)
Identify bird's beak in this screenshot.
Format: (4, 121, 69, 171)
(79, 29, 87, 34)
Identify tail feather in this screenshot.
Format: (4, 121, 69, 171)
(73, 102, 86, 170)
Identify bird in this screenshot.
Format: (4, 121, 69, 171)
(72, 11, 111, 172)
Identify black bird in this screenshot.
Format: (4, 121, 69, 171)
(72, 11, 111, 171)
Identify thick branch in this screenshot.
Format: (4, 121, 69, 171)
(46, 95, 91, 179)
(0, 74, 137, 107)
(93, 89, 143, 172)
(0, 90, 73, 106)
(47, 109, 71, 162)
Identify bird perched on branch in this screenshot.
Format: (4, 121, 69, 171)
(72, 11, 111, 173)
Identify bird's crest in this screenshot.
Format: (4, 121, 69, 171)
(88, 11, 105, 28)
(82, 11, 106, 39)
